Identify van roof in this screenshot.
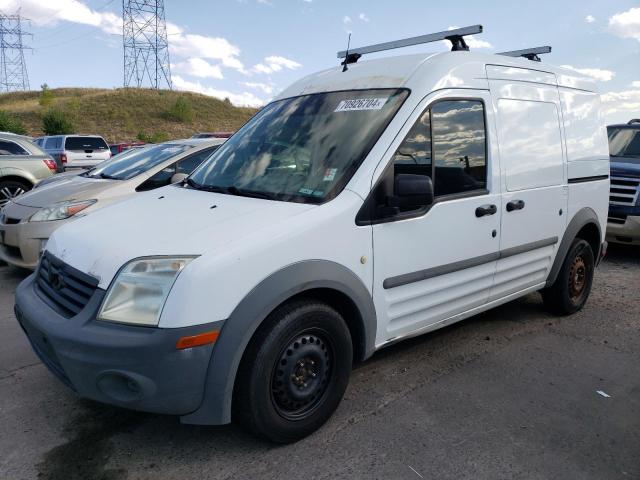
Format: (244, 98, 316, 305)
(275, 51, 599, 101)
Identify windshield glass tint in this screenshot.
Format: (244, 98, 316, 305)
(189, 89, 409, 203)
(608, 127, 640, 159)
(88, 144, 192, 180)
(65, 137, 108, 151)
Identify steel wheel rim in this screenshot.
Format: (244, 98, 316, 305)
(568, 254, 587, 301)
(0, 185, 25, 208)
(270, 329, 333, 420)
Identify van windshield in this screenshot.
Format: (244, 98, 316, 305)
(608, 127, 640, 160)
(86, 144, 191, 180)
(188, 89, 409, 203)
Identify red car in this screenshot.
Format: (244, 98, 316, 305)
(109, 142, 146, 156)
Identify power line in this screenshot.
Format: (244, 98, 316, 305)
(0, 11, 31, 92)
(122, 0, 172, 90)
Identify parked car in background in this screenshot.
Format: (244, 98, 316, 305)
(0, 132, 56, 208)
(12, 33, 610, 443)
(109, 141, 146, 156)
(606, 119, 640, 245)
(191, 131, 234, 139)
(39, 134, 111, 170)
(0, 137, 224, 269)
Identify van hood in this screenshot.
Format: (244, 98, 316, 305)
(46, 185, 316, 288)
(610, 156, 640, 177)
(14, 174, 116, 208)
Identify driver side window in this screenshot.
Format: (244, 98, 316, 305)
(357, 99, 487, 224)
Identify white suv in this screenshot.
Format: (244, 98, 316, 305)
(14, 27, 610, 443)
(39, 134, 111, 169)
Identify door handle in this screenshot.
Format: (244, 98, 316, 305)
(506, 199, 525, 212)
(475, 204, 497, 217)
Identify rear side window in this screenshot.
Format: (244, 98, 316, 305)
(44, 137, 62, 149)
(0, 140, 29, 155)
(65, 137, 108, 151)
(391, 99, 487, 197)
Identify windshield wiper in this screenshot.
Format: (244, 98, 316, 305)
(186, 179, 277, 199)
(225, 186, 277, 200)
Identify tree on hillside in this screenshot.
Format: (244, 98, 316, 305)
(0, 110, 27, 135)
(39, 83, 54, 107)
(42, 108, 74, 135)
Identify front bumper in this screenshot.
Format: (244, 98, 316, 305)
(14, 274, 223, 416)
(606, 215, 640, 245)
(0, 202, 58, 269)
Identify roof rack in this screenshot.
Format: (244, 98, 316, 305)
(337, 25, 483, 65)
(498, 46, 552, 62)
(628, 119, 640, 125)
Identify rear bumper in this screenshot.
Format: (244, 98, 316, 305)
(14, 274, 223, 416)
(606, 215, 640, 245)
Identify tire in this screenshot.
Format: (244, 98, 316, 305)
(542, 238, 595, 315)
(234, 299, 353, 443)
(0, 179, 31, 208)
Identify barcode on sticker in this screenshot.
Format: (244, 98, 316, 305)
(335, 97, 388, 112)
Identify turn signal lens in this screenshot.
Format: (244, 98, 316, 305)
(176, 331, 219, 350)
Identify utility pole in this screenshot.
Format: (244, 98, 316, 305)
(0, 11, 31, 92)
(122, 0, 172, 89)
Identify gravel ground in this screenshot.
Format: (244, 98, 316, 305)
(0, 244, 638, 480)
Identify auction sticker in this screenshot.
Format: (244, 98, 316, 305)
(335, 97, 388, 112)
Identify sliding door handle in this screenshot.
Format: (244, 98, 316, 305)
(475, 204, 497, 217)
(506, 200, 525, 212)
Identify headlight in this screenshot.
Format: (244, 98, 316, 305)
(98, 256, 196, 326)
(29, 199, 97, 222)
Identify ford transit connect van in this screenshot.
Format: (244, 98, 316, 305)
(14, 27, 610, 443)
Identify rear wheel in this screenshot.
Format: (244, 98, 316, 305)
(0, 179, 30, 208)
(543, 238, 595, 315)
(234, 299, 352, 443)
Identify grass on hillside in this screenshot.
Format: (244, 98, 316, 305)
(0, 88, 258, 143)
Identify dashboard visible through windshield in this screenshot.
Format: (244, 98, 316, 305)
(188, 89, 410, 203)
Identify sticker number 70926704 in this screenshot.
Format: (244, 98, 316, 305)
(334, 97, 388, 112)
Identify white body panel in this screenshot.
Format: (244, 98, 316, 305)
(43, 51, 609, 347)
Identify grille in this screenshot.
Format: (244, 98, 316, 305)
(610, 176, 640, 206)
(36, 252, 99, 317)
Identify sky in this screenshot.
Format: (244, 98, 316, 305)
(0, 0, 638, 124)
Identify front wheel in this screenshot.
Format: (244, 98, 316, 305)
(542, 238, 595, 315)
(0, 179, 31, 208)
(234, 299, 353, 443)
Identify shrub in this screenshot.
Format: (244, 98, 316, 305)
(165, 96, 194, 123)
(39, 83, 54, 107)
(42, 108, 74, 135)
(136, 131, 169, 143)
(0, 110, 27, 135)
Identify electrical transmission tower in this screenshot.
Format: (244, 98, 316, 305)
(122, 0, 172, 90)
(0, 12, 31, 92)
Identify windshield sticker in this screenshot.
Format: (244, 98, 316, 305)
(298, 187, 314, 195)
(335, 97, 389, 112)
(312, 190, 324, 197)
(323, 168, 338, 182)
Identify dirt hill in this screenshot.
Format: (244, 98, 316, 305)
(0, 88, 257, 143)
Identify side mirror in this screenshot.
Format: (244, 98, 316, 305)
(393, 174, 434, 208)
(171, 173, 188, 184)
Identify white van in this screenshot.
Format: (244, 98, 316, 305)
(14, 27, 609, 443)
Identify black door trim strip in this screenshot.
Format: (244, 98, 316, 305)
(568, 175, 609, 184)
(383, 236, 559, 289)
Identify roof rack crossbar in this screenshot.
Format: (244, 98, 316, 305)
(497, 46, 552, 62)
(337, 25, 483, 64)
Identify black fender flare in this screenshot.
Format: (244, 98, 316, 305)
(180, 260, 377, 425)
(546, 207, 602, 287)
